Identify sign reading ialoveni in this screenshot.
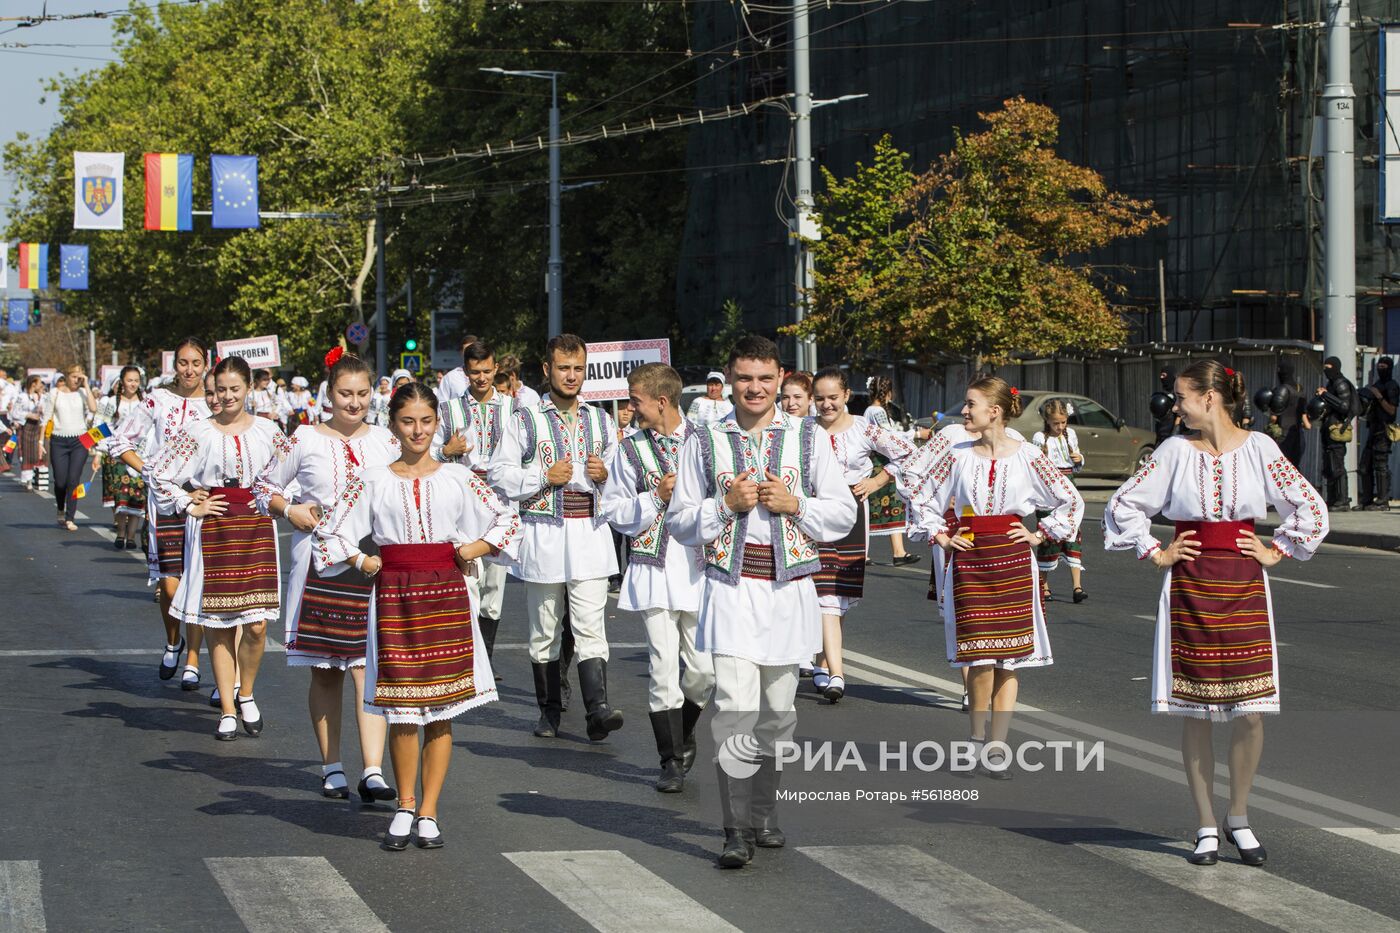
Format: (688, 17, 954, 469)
(216, 334, 282, 369)
(580, 339, 671, 402)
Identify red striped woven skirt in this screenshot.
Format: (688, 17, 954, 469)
(1168, 520, 1274, 705)
(371, 543, 479, 710)
(154, 511, 187, 577)
(290, 561, 374, 661)
(815, 500, 867, 600)
(198, 487, 280, 615)
(950, 514, 1036, 663)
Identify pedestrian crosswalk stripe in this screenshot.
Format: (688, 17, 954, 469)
(504, 850, 742, 933)
(205, 857, 389, 933)
(799, 845, 1087, 933)
(0, 862, 45, 933)
(1077, 842, 1400, 932)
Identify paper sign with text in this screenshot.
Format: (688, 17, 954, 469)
(216, 334, 282, 369)
(580, 339, 671, 402)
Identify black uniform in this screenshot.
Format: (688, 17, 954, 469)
(1359, 356, 1399, 510)
(1274, 360, 1306, 468)
(1154, 366, 1180, 445)
(1319, 356, 1357, 510)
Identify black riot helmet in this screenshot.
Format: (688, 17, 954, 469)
(1149, 391, 1174, 418)
(1253, 387, 1275, 414)
(1269, 382, 1293, 414)
(1306, 394, 1328, 420)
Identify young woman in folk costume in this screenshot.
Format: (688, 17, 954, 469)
(779, 371, 814, 419)
(862, 376, 920, 567)
(10, 375, 48, 487)
(253, 349, 400, 803)
(110, 338, 211, 684)
(1031, 399, 1088, 603)
(150, 356, 288, 741)
(904, 376, 1083, 777)
(313, 383, 519, 851)
(94, 366, 147, 549)
(1104, 360, 1328, 866)
(809, 368, 917, 702)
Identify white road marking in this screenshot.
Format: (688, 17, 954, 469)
(0, 645, 287, 657)
(504, 850, 741, 933)
(800, 845, 1086, 932)
(1078, 842, 1400, 932)
(1133, 614, 1156, 621)
(0, 862, 45, 933)
(1269, 577, 1337, 589)
(205, 857, 389, 933)
(495, 642, 647, 650)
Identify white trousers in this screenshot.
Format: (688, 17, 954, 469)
(642, 608, 714, 713)
(478, 560, 507, 621)
(526, 578, 609, 663)
(711, 655, 798, 754)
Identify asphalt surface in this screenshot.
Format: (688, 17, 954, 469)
(2, 472, 1399, 933)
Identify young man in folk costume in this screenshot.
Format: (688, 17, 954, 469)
(433, 340, 518, 664)
(489, 334, 624, 742)
(602, 363, 714, 793)
(669, 335, 858, 868)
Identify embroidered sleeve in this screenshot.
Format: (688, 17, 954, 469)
(312, 473, 371, 573)
(1027, 450, 1084, 543)
(107, 394, 156, 459)
(901, 436, 956, 540)
(466, 472, 522, 560)
(600, 442, 660, 537)
(1263, 454, 1329, 560)
(797, 433, 859, 543)
(487, 409, 546, 501)
(1104, 442, 1175, 558)
(667, 432, 725, 547)
(251, 431, 301, 516)
(148, 426, 202, 516)
(865, 418, 917, 476)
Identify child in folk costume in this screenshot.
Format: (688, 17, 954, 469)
(314, 383, 518, 851)
(110, 338, 211, 685)
(862, 375, 921, 566)
(253, 349, 400, 803)
(95, 367, 147, 549)
(488, 334, 623, 743)
(150, 356, 287, 741)
(601, 363, 714, 794)
(433, 340, 518, 665)
(670, 336, 857, 869)
(1104, 360, 1328, 867)
(1031, 399, 1088, 603)
(903, 377, 1083, 778)
(809, 368, 917, 703)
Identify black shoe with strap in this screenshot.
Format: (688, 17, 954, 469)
(1187, 829, 1219, 866)
(1222, 822, 1267, 866)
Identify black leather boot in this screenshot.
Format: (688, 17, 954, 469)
(478, 616, 502, 682)
(531, 661, 562, 738)
(680, 699, 705, 774)
(559, 620, 575, 712)
(749, 756, 786, 848)
(649, 708, 685, 793)
(716, 763, 755, 868)
(577, 657, 624, 741)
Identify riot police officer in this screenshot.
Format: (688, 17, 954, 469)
(1316, 356, 1357, 511)
(1359, 356, 1399, 511)
(1152, 364, 1180, 445)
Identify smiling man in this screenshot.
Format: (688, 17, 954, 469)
(669, 334, 857, 869)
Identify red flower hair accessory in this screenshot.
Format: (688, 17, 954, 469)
(1009, 386, 1019, 396)
(325, 346, 345, 369)
(1225, 367, 1235, 376)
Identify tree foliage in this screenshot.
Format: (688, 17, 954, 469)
(788, 98, 1166, 367)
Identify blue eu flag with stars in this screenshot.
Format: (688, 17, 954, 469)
(8, 300, 30, 333)
(59, 245, 89, 290)
(211, 155, 260, 229)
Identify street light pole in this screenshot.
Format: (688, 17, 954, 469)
(792, 0, 815, 373)
(482, 67, 566, 338)
(1323, 0, 1357, 506)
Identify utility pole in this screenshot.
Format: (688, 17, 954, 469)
(1323, 0, 1356, 504)
(375, 206, 387, 377)
(792, 0, 816, 373)
(87, 328, 96, 384)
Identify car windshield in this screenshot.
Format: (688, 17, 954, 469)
(1072, 399, 1118, 429)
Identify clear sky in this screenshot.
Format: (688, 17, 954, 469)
(1, 1, 121, 234)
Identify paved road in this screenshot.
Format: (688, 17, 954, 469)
(2, 473, 1399, 932)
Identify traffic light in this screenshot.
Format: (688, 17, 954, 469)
(404, 338, 418, 351)
(30, 303, 41, 327)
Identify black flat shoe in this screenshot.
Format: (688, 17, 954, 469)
(1222, 823, 1267, 866)
(1187, 830, 1219, 866)
(215, 714, 238, 742)
(159, 637, 185, 681)
(113, 537, 125, 550)
(1072, 587, 1088, 603)
(358, 775, 398, 804)
(382, 809, 414, 852)
(892, 553, 921, 567)
(413, 817, 444, 849)
(236, 695, 263, 737)
(321, 770, 349, 799)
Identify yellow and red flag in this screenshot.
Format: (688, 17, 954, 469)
(143, 153, 194, 231)
(16, 243, 47, 290)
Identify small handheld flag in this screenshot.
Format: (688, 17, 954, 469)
(71, 482, 88, 501)
(3, 437, 17, 455)
(79, 422, 113, 450)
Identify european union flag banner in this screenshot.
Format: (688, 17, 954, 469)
(211, 155, 259, 229)
(7, 300, 30, 333)
(60, 245, 89, 290)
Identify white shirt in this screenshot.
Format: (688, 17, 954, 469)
(109, 387, 211, 464)
(315, 382, 333, 422)
(488, 397, 619, 584)
(433, 388, 516, 473)
(668, 411, 858, 665)
(515, 385, 542, 409)
(48, 391, 91, 437)
(312, 462, 521, 573)
(149, 417, 290, 516)
(1103, 434, 1328, 560)
(439, 367, 469, 401)
(1032, 429, 1083, 472)
(904, 440, 1084, 543)
(247, 386, 278, 417)
(602, 420, 702, 613)
(827, 415, 917, 485)
(252, 424, 399, 512)
(687, 395, 734, 426)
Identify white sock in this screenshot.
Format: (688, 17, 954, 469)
(181, 666, 198, 682)
(1194, 828, 1219, 855)
(217, 714, 237, 736)
(416, 816, 440, 840)
(361, 767, 388, 791)
(388, 809, 415, 836)
(237, 695, 261, 723)
(210, 686, 221, 702)
(322, 762, 346, 790)
(162, 643, 181, 664)
(1226, 814, 1259, 849)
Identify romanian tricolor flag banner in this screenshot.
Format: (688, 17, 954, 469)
(144, 153, 194, 231)
(79, 422, 113, 450)
(17, 243, 47, 291)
